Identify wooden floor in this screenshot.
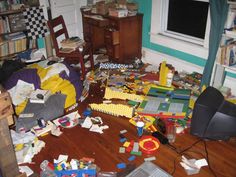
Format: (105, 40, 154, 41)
(28, 82, 236, 177)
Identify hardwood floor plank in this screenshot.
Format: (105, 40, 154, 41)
(26, 83, 236, 177)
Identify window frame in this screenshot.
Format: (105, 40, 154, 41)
(150, 0, 210, 59)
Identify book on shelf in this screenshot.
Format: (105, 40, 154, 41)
(217, 42, 236, 66)
(225, 29, 236, 38)
(225, 43, 236, 66)
(29, 89, 52, 104)
(0, 16, 10, 34)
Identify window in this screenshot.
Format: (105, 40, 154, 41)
(150, 0, 210, 59)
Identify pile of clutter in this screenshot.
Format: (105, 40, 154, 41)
(40, 155, 97, 177)
(11, 130, 45, 164)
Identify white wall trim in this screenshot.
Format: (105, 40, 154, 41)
(150, 0, 209, 59)
(142, 47, 236, 95)
(142, 47, 204, 74)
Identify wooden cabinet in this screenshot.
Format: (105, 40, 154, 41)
(81, 9, 143, 64)
(0, 91, 20, 177)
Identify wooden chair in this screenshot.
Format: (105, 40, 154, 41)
(47, 15, 94, 80)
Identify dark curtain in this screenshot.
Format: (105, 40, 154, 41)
(200, 0, 229, 87)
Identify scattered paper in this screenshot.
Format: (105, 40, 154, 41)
(54, 154, 69, 164)
(81, 117, 93, 129)
(195, 159, 208, 169)
(180, 156, 208, 175)
(19, 166, 33, 176)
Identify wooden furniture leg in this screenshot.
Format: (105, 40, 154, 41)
(0, 91, 26, 177)
(0, 117, 20, 177)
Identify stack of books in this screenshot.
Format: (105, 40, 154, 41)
(60, 37, 85, 53)
(29, 89, 51, 104)
(0, 32, 27, 57)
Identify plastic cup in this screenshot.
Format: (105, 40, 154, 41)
(137, 121, 145, 137)
(166, 124, 176, 143)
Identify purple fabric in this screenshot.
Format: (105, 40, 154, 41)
(3, 61, 83, 104)
(3, 68, 41, 90)
(60, 61, 83, 101)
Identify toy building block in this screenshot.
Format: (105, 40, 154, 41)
(126, 140, 134, 153)
(119, 147, 126, 153)
(120, 137, 127, 143)
(130, 151, 142, 156)
(128, 155, 136, 161)
(132, 142, 139, 152)
(104, 87, 144, 102)
(120, 129, 127, 134)
(123, 141, 130, 147)
(144, 156, 156, 162)
(54, 169, 96, 177)
(117, 163, 126, 169)
(159, 61, 169, 86)
(89, 103, 135, 118)
(129, 115, 155, 130)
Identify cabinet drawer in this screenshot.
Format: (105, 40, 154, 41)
(109, 21, 119, 30)
(105, 30, 119, 45)
(84, 16, 109, 27)
(107, 45, 119, 59)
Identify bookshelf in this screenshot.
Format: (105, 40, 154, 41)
(0, 8, 28, 59)
(212, 2, 236, 94)
(0, 0, 40, 60)
(216, 3, 236, 71)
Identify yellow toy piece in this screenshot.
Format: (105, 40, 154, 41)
(129, 115, 155, 129)
(89, 103, 134, 118)
(104, 87, 144, 102)
(159, 61, 169, 86)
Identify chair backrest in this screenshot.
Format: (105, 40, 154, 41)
(47, 15, 69, 55)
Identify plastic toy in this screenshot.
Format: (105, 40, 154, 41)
(139, 135, 160, 154)
(54, 169, 96, 177)
(89, 103, 135, 118)
(104, 87, 144, 102)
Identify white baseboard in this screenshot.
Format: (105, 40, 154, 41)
(141, 47, 236, 95)
(141, 47, 204, 74)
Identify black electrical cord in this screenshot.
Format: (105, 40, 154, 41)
(168, 138, 218, 177)
(203, 141, 218, 177)
(167, 138, 202, 155)
(168, 139, 203, 175)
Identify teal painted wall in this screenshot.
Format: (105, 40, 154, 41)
(135, 0, 236, 78)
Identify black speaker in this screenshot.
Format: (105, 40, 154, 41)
(190, 86, 236, 140)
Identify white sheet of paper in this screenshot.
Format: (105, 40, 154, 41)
(8, 80, 35, 105)
(19, 166, 34, 176)
(57, 154, 68, 163)
(195, 159, 208, 168)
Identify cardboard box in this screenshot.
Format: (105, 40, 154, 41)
(96, 1, 116, 15)
(96, 1, 108, 15)
(117, 0, 127, 5)
(109, 8, 128, 17)
(0, 92, 14, 125)
(127, 3, 138, 11)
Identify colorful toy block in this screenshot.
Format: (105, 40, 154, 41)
(89, 103, 135, 118)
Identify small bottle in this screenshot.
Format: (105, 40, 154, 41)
(166, 71, 174, 87)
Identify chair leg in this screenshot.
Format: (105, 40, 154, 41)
(89, 48, 94, 70)
(78, 55, 86, 81)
